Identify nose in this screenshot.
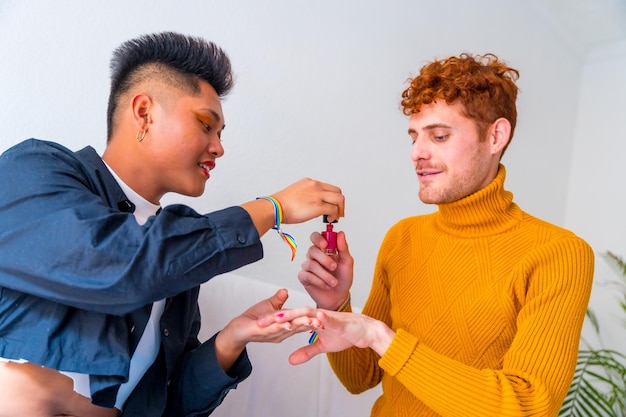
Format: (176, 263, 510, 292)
(208, 137, 224, 158)
(410, 137, 429, 162)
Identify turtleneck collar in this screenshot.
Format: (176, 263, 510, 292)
(434, 164, 523, 237)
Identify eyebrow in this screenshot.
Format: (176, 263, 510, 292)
(408, 123, 452, 135)
(202, 108, 226, 130)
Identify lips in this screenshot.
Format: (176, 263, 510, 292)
(199, 161, 215, 178)
(416, 166, 443, 182)
(417, 171, 437, 177)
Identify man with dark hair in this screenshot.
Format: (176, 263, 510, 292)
(106, 32, 234, 140)
(0, 32, 342, 416)
(266, 53, 594, 417)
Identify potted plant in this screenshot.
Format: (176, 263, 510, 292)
(559, 252, 626, 416)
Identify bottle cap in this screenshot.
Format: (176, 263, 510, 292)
(323, 214, 337, 224)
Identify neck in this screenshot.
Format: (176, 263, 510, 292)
(434, 165, 522, 237)
(102, 141, 161, 205)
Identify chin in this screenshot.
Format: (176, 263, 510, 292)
(418, 190, 437, 204)
(190, 188, 206, 197)
(419, 197, 439, 204)
(178, 185, 206, 198)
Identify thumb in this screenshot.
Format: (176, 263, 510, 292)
(268, 288, 289, 310)
(336, 231, 351, 256)
(336, 231, 348, 250)
(288, 343, 323, 365)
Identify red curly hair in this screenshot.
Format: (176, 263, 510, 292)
(401, 53, 519, 152)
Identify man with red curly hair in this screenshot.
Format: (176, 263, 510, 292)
(265, 53, 595, 416)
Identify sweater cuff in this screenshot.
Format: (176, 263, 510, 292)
(378, 328, 419, 376)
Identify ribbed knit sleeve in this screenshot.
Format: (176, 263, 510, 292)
(328, 166, 595, 417)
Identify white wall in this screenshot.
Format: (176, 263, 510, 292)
(565, 41, 626, 352)
(0, 0, 584, 306)
(1, 0, 619, 411)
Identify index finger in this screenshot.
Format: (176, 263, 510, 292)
(257, 306, 317, 327)
(320, 184, 345, 220)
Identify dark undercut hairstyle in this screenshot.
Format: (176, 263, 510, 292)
(106, 31, 234, 140)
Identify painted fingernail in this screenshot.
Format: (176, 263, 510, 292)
(277, 313, 285, 318)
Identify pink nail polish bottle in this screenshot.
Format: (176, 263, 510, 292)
(322, 215, 338, 257)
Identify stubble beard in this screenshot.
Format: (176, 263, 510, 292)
(418, 152, 490, 205)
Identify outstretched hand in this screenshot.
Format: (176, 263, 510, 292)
(257, 308, 396, 365)
(214, 289, 323, 371)
(223, 289, 322, 345)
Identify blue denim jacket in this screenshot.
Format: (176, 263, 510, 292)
(0, 139, 263, 415)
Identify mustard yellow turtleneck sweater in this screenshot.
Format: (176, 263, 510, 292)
(328, 165, 594, 417)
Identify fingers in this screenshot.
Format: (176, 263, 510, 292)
(290, 315, 323, 331)
(299, 258, 338, 289)
(257, 306, 317, 327)
(298, 233, 340, 287)
(274, 178, 345, 224)
(319, 184, 345, 221)
(301, 178, 345, 220)
(254, 315, 322, 345)
(310, 231, 333, 253)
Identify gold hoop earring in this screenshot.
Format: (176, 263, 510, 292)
(136, 130, 147, 142)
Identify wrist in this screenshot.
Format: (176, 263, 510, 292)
(318, 293, 351, 311)
(216, 323, 247, 356)
(334, 293, 351, 312)
(369, 320, 395, 356)
(256, 195, 297, 261)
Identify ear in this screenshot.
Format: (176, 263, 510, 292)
(488, 117, 511, 157)
(131, 93, 153, 130)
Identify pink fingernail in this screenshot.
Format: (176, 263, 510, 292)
(277, 313, 285, 318)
